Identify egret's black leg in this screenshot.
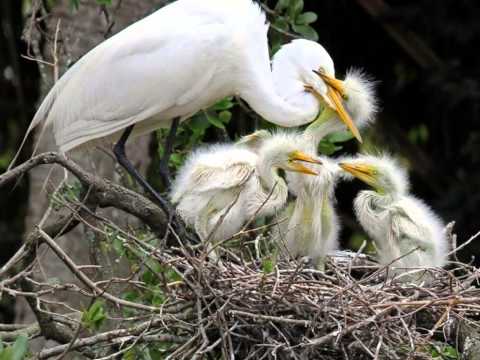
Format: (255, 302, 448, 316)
(114, 125, 172, 216)
(159, 117, 180, 188)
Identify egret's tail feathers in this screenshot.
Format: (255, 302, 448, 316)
(7, 87, 58, 171)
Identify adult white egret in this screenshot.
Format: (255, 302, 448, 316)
(339, 155, 447, 282)
(170, 132, 321, 247)
(13, 0, 358, 215)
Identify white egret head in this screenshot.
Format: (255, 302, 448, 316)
(339, 154, 409, 196)
(272, 39, 362, 141)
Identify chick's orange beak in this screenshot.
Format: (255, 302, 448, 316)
(312, 70, 363, 143)
(288, 151, 322, 176)
(339, 162, 376, 185)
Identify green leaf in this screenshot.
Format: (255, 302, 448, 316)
(273, 17, 290, 32)
(165, 268, 182, 282)
(212, 97, 234, 111)
(96, 0, 112, 5)
(262, 257, 274, 274)
(82, 300, 107, 331)
(288, 0, 304, 19)
(275, 0, 290, 11)
(218, 111, 232, 124)
(205, 113, 226, 130)
(188, 116, 210, 136)
(296, 12, 318, 25)
(318, 140, 342, 156)
(325, 130, 355, 143)
(11, 335, 28, 360)
(291, 24, 318, 41)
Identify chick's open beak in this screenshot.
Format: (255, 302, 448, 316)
(288, 151, 322, 176)
(312, 70, 363, 143)
(339, 162, 376, 185)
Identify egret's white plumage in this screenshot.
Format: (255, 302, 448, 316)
(171, 132, 319, 242)
(340, 154, 447, 282)
(15, 0, 356, 161)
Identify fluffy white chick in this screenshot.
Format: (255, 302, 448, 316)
(170, 133, 320, 246)
(340, 154, 447, 282)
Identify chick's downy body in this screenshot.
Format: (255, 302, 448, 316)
(171, 133, 319, 243)
(278, 158, 342, 268)
(341, 155, 447, 281)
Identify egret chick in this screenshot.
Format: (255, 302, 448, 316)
(339, 155, 447, 282)
(277, 157, 343, 269)
(170, 133, 321, 250)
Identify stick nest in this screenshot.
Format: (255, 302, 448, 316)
(151, 243, 480, 360)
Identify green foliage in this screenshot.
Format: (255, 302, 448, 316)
(318, 130, 355, 156)
(262, 256, 275, 274)
(82, 300, 108, 331)
(270, 0, 319, 52)
(156, 97, 235, 173)
(122, 343, 174, 360)
(49, 179, 83, 211)
(427, 344, 460, 359)
(0, 336, 28, 360)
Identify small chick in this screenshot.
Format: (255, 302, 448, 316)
(340, 154, 447, 282)
(170, 133, 320, 248)
(277, 157, 343, 269)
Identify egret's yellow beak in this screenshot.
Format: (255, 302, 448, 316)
(339, 162, 377, 186)
(287, 151, 322, 176)
(312, 69, 362, 143)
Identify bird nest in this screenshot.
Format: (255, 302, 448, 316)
(148, 241, 480, 360)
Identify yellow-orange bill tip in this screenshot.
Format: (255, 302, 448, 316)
(290, 151, 322, 165)
(326, 87, 363, 143)
(339, 163, 375, 179)
(292, 163, 318, 176)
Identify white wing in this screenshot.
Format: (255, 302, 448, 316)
(170, 144, 258, 203)
(33, 2, 236, 152)
(172, 162, 254, 204)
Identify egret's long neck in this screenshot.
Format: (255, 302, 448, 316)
(303, 109, 344, 147)
(239, 65, 318, 127)
(256, 157, 282, 191)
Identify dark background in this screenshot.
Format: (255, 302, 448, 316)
(1, 0, 479, 313)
